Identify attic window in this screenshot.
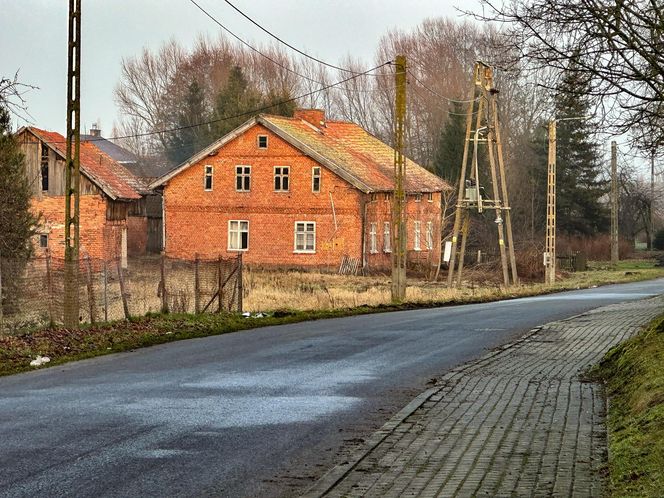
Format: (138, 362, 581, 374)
(428, 192, 434, 202)
(40, 145, 49, 192)
(257, 135, 268, 149)
(204, 165, 213, 191)
(414, 193, 422, 202)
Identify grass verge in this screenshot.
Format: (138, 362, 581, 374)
(2, 263, 663, 378)
(591, 314, 664, 497)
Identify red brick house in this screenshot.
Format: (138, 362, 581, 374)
(152, 109, 450, 271)
(16, 127, 149, 264)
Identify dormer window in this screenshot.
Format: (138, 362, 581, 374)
(257, 135, 268, 149)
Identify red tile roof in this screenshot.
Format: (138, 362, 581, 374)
(27, 127, 145, 200)
(262, 115, 450, 193)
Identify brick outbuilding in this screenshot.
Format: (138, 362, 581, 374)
(152, 109, 450, 271)
(16, 127, 149, 264)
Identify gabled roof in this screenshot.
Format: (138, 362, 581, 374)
(80, 134, 168, 180)
(151, 114, 450, 194)
(23, 127, 147, 200)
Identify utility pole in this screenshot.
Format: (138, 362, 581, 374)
(64, 0, 82, 328)
(651, 149, 656, 251)
(611, 141, 619, 265)
(447, 62, 518, 288)
(544, 120, 556, 285)
(391, 54, 407, 302)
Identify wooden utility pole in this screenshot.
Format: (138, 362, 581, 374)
(391, 54, 407, 302)
(611, 141, 619, 265)
(447, 62, 518, 288)
(544, 120, 557, 285)
(63, 0, 82, 328)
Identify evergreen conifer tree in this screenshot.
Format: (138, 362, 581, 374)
(433, 102, 466, 184)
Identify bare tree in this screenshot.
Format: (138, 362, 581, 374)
(474, 0, 664, 152)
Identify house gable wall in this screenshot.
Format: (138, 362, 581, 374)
(163, 124, 364, 266)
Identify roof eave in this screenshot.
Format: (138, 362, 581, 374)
(150, 117, 259, 189)
(259, 117, 374, 193)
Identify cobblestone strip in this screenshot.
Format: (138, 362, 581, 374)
(303, 296, 664, 498)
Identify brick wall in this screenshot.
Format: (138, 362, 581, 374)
(364, 192, 442, 271)
(31, 194, 127, 261)
(164, 124, 364, 267)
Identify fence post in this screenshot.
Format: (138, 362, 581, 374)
(160, 253, 169, 314)
(237, 253, 243, 313)
(117, 259, 130, 320)
(217, 255, 223, 313)
(0, 254, 3, 333)
(85, 254, 96, 324)
(194, 254, 200, 314)
(45, 250, 55, 327)
(103, 260, 108, 322)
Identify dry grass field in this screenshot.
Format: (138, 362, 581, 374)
(242, 259, 664, 312)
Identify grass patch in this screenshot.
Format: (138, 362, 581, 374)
(591, 314, 664, 497)
(2, 261, 664, 378)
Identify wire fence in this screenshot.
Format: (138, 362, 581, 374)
(0, 253, 243, 335)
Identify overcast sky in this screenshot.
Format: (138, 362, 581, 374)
(1, 0, 475, 136)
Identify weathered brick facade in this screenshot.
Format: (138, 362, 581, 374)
(158, 112, 449, 271)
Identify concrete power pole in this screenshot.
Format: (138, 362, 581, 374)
(544, 120, 557, 285)
(64, 0, 82, 328)
(651, 150, 656, 251)
(391, 55, 407, 302)
(611, 141, 619, 265)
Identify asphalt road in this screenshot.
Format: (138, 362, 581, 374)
(2, 278, 664, 498)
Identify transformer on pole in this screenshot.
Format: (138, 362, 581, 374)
(447, 62, 518, 288)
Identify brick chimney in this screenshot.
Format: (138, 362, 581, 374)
(90, 123, 101, 137)
(294, 109, 325, 127)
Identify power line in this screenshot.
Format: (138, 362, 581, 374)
(188, 0, 324, 85)
(407, 69, 479, 104)
(220, 0, 367, 74)
(25, 62, 394, 146)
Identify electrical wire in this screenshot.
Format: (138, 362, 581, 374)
(407, 69, 479, 104)
(188, 0, 325, 85)
(24, 62, 394, 146)
(220, 0, 384, 75)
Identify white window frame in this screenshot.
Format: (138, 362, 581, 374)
(369, 222, 378, 254)
(427, 192, 434, 203)
(426, 221, 434, 250)
(228, 220, 249, 251)
(257, 135, 268, 149)
(414, 221, 421, 251)
(414, 193, 422, 202)
(274, 166, 290, 192)
(294, 221, 316, 253)
(383, 222, 392, 253)
(312, 166, 321, 193)
(235, 165, 251, 192)
(204, 165, 213, 191)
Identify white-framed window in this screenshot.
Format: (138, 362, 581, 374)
(274, 166, 290, 191)
(427, 192, 434, 202)
(204, 165, 213, 191)
(312, 167, 321, 193)
(414, 221, 421, 251)
(39, 234, 48, 248)
(294, 221, 316, 253)
(383, 222, 391, 253)
(257, 135, 268, 149)
(236, 165, 251, 191)
(228, 220, 249, 251)
(369, 222, 378, 253)
(426, 221, 434, 250)
(415, 193, 422, 202)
